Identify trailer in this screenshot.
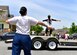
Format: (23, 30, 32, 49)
(5, 35, 77, 50)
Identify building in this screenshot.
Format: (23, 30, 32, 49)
(9, 15, 16, 32)
(0, 6, 10, 32)
(53, 29, 68, 36)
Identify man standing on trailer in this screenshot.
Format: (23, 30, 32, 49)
(43, 15, 61, 36)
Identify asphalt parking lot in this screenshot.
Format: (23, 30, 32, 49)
(1, 41, 77, 55)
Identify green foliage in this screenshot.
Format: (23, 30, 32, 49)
(69, 22, 77, 34)
(30, 25, 43, 35)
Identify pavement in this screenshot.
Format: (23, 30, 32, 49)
(1, 41, 77, 55)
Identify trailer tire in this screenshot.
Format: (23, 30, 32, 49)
(46, 40, 58, 50)
(32, 38, 44, 50)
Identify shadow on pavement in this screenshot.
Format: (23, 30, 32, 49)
(8, 47, 77, 51)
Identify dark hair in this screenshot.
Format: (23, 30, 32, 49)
(19, 6, 27, 16)
(48, 15, 51, 18)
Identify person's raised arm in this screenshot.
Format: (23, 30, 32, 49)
(37, 21, 53, 30)
(52, 19, 61, 22)
(29, 17, 53, 30)
(43, 19, 48, 22)
(5, 19, 10, 24)
(5, 17, 18, 25)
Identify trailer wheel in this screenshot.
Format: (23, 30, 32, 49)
(32, 38, 44, 50)
(46, 40, 58, 50)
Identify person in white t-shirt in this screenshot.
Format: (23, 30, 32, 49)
(6, 6, 52, 55)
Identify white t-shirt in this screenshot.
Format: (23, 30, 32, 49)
(8, 16, 38, 35)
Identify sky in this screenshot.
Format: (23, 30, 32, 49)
(0, 0, 77, 29)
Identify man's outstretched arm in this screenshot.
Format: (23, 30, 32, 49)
(37, 21, 53, 30)
(52, 19, 61, 22)
(43, 19, 48, 22)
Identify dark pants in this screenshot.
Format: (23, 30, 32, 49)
(45, 28, 53, 36)
(12, 33, 32, 55)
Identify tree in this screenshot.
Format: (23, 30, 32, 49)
(69, 22, 77, 34)
(30, 25, 43, 35)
